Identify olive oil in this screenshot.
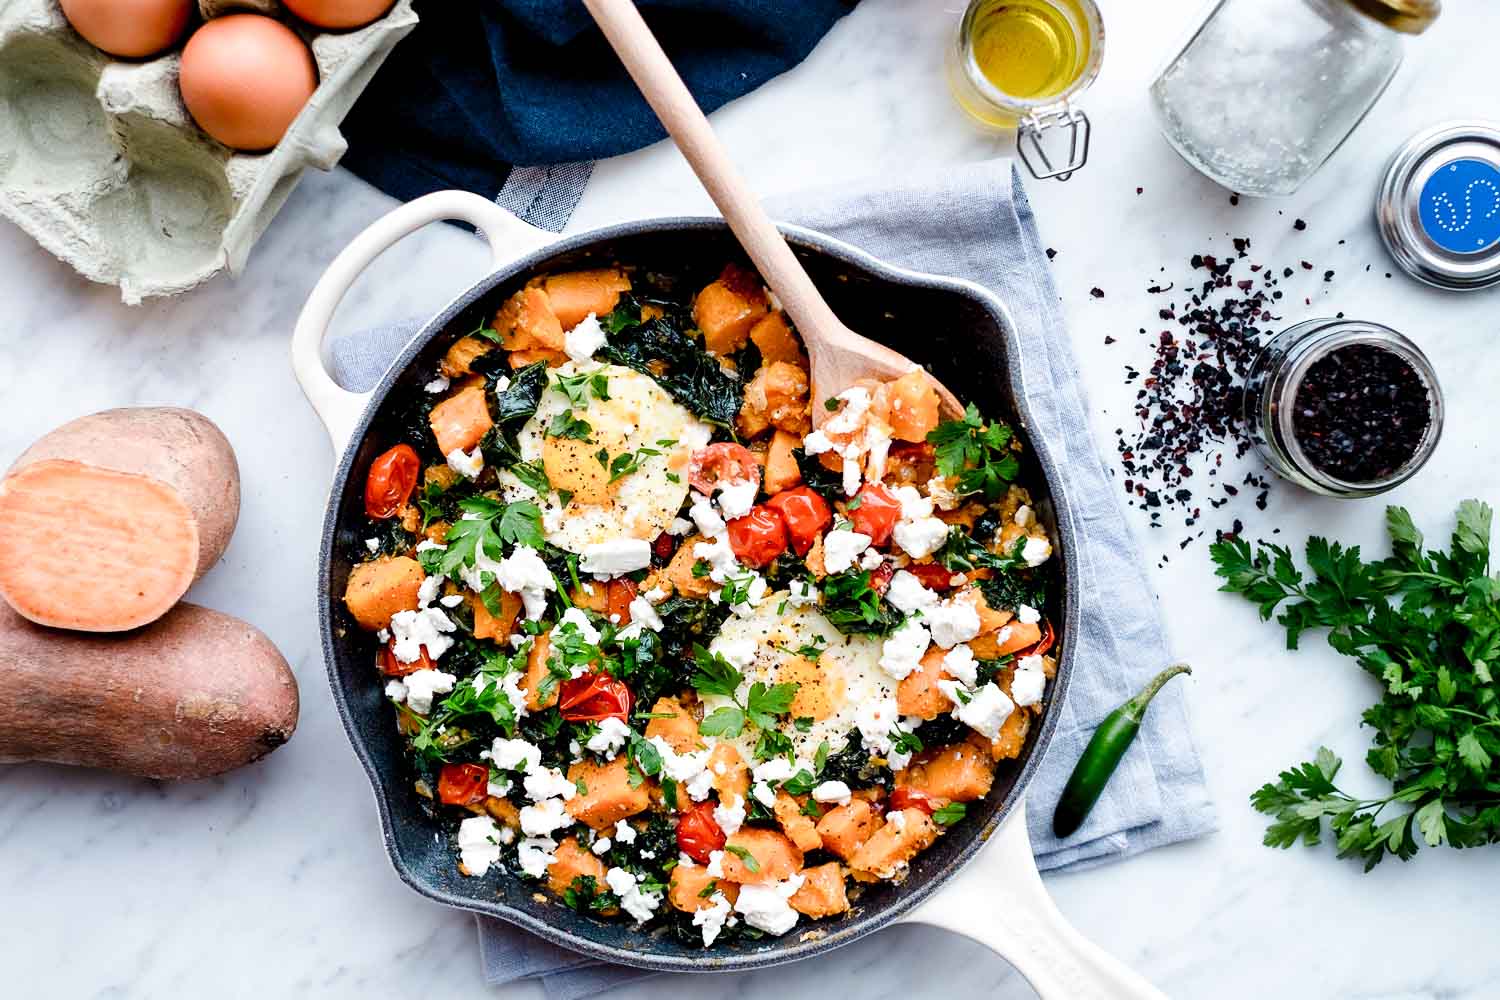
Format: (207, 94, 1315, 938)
(969, 0, 1089, 100)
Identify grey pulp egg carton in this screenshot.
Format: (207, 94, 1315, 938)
(0, 0, 418, 304)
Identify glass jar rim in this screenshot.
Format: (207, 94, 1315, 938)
(956, 0, 1106, 116)
(1342, 0, 1441, 35)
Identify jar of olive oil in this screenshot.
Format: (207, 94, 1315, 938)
(947, 0, 1105, 181)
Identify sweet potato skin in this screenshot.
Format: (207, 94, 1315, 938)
(0, 602, 298, 780)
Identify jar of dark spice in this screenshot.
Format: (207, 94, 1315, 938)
(1244, 319, 1443, 498)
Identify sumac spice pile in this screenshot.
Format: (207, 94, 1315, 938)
(1291, 344, 1430, 482)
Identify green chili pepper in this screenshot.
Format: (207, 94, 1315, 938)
(1052, 663, 1191, 839)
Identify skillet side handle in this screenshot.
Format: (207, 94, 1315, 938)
(291, 191, 555, 456)
(899, 801, 1168, 1000)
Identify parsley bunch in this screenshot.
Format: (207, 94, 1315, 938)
(1211, 501, 1500, 870)
(926, 403, 1020, 502)
(690, 646, 798, 746)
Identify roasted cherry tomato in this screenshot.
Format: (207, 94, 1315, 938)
(1017, 618, 1056, 659)
(675, 800, 726, 863)
(764, 486, 832, 556)
(364, 444, 421, 519)
(869, 561, 895, 594)
(604, 578, 638, 624)
(559, 671, 633, 723)
(378, 639, 435, 677)
(727, 505, 789, 568)
(688, 442, 761, 494)
(906, 562, 957, 591)
(848, 482, 901, 547)
(887, 787, 937, 815)
(651, 531, 677, 561)
(437, 762, 490, 805)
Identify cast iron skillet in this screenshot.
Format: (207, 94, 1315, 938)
(292, 192, 1160, 997)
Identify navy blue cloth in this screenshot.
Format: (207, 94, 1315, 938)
(341, 0, 855, 204)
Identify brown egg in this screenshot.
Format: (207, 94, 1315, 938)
(178, 15, 319, 152)
(281, 0, 395, 31)
(59, 0, 194, 58)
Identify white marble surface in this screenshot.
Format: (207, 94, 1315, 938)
(3, 1, 1499, 997)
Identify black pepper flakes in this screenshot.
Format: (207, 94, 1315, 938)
(1292, 345, 1431, 482)
(1293, 219, 1307, 231)
(1090, 287, 1105, 299)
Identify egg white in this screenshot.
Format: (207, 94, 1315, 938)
(503, 361, 711, 553)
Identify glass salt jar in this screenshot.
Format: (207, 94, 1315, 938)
(1150, 0, 1440, 197)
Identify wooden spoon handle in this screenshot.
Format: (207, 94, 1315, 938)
(581, 0, 844, 347)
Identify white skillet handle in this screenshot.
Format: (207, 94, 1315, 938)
(899, 800, 1168, 999)
(290, 190, 555, 455)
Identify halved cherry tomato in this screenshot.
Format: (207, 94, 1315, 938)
(869, 561, 895, 594)
(604, 578, 638, 624)
(726, 505, 789, 568)
(675, 800, 726, 863)
(651, 531, 677, 561)
(688, 442, 760, 494)
(906, 562, 957, 591)
(1017, 618, 1056, 659)
(888, 787, 937, 815)
(764, 487, 832, 556)
(364, 444, 420, 519)
(848, 483, 901, 547)
(559, 671, 633, 723)
(437, 762, 490, 805)
(378, 638, 435, 677)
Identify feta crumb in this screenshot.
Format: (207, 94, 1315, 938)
(690, 493, 727, 539)
(734, 875, 806, 936)
(879, 619, 931, 680)
(891, 485, 934, 521)
(786, 579, 819, 607)
(643, 585, 669, 605)
(666, 517, 695, 536)
(941, 644, 978, 686)
(692, 534, 741, 583)
(1022, 535, 1052, 567)
(579, 538, 651, 577)
(717, 479, 759, 520)
(626, 596, 664, 632)
(384, 679, 408, 702)
(586, 717, 631, 757)
(926, 598, 982, 649)
(802, 429, 834, 455)
(591, 837, 612, 856)
(811, 780, 853, 806)
(457, 816, 503, 876)
(486, 545, 556, 619)
(564, 313, 609, 362)
(519, 797, 574, 837)
(517, 837, 557, 878)
(389, 606, 457, 663)
(752, 782, 776, 809)
(859, 548, 885, 571)
(1017, 604, 1041, 625)
(424, 375, 451, 394)
(694, 892, 734, 947)
(855, 695, 900, 755)
(364, 537, 380, 554)
(953, 682, 1015, 739)
(613, 820, 637, 844)
(605, 867, 663, 924)
(710, 636, 758, 671)
(401, 669, 457, 714)
(523, 764, 578, 802)
(1013, 504, 1034, 527)
(1012, 654, 1047, 707)
(713, 795, 746, 835)
(440, 594, 465, 608)
(487, 737, 542, 774)
(822, 529, 873, 574)
(705, 850, 726, 878)
(893, 516, 949, 559)
(446, 446, 484, 479)
(417, 572, 445, 608)
(685, 768, 716, 802)
(886, 570, 939, 614)
(552, 606, 602, 648)
(751, 757, 796, 785)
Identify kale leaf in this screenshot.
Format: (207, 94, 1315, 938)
(602, 314, 744, 429)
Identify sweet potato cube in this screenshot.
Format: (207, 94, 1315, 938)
(694, 265, 768, 356)
(494, 285, 564, 352)
(789, 861, 849, 918)
(814, 799, 881, 861)
(883, 369, 941, 443)
(565, 757, 652, 830)
(745, 361, 810, 435)
(720, 828, 802, 885)
(472, 589, 522, 642)
(344, 556, 424, 631)
(541, 269, 631, 331)
(896, 645, 950, 721)
(644, 696, 700, 753)
(708, 743, 750, 803)
(441, 335, 495, 379)
(521, 632, 559, 711)
(749, 311, 804, 367)
(763, 430, 802, 495)
(774, 792, 824, 853)
(663, 535, 715, 598)
(508, 348, 569, 369)
(897, 743, 994, 803)
(546, 837, 610, 900)
(429, 385, 493, 456)
(848, 808, 939, 879)
(668, 864, 740, 913)
(736, 395, 773, 440)
(989, 709, 1031, 761)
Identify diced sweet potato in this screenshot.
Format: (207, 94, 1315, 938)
(897, 743, 994, 803)
(540, 269, 630, 330)
(494, 285, 564, 352)
(571, 578, 636, 624)
(749, 311, 804, 367)
(472, 589, 522, 641)
(429, 385, 493, 456)
(736, 395, 773, 440)
(441, 335, 495, 378)
(708, 743, 749, 803)
(694, 265, 767, 356)
(565, 757, 652, 830)
(805, 533, 827, 578)
(546, 836, 610, 899)
(664, 535, 714, 598)
(957, 586, 1011, 634)
(990, 708, 1031, 761)
(746, 362, 810, 435)
(508, 348, 568, 369)
(484, 796, 521, 828)
(970, 619, 1042, 659)
(644, 696, 700, 752)
(521, 632, 559, 711)
(668, 864, 739, 913)
(344, 556, 424, 631)
(848, 808, 939, 879)
(721, 828, 803, 885)
(764, 430, 802, 494)
(774, 792, 824, 853)
(896, 645, 950, 721)
(814, 799, 881, 861)
(789, 861, 849, 918)
(882, 369, 941, 443)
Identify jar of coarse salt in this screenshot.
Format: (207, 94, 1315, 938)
(1150, 0, 1440, 197)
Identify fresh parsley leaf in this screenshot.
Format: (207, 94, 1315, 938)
(821, 569, 903, 636)
(745, 682, 798, 730)
(724, 844, 760, 873)
(699, 706, 747, 738)
(691, 646, 742, 698)
(932, 802, 967, 826)
(926, 403, 1019, 501)
(548, 410, 593, 441)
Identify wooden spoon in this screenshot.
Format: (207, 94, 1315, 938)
(582, 0, 964, 424)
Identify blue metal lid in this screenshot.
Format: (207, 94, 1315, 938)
(1378, 121, 1500, 290)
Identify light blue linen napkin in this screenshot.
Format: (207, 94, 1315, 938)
(330, 158, 1216, 999)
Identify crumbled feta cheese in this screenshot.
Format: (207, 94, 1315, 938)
(643, 585, 669, 605)
(376, 627, 391, 643)
(1017, 604, 1041, 625)
(488, 545, 556, 619)
(751, 757, 796, 785)
(517, 837, 557, 878)
(926, 598, 982, 649)
(579, 538, 651, 577)
(626, 596, 664, 632)
(718, 571, 768, 617)
(927, 475, 960, 511)
(705, 849, 726, 878)
(1022, 535, 1052, 568)
(519, 797, 574, 837)
(752, 782, 776, 808)
(415, 538, 444, 554)
(941, 644, 978, 687)
(953, 682, 1015, 740)
(486, 737, 542, 773)
(886, 571, 939, 614)
(424, 375, 451, 394)
(710, 637, 758, 671)
(893, 516, 949, 559)
(439, 594, 465, 608)
(786, 578, 819, 607)
(888, 809, 908, 833)
(364, 537, 380, 554)
(591, 836, 612, 856)
(487, 777, 512, 798)
(690, 493, 727, 539)
(891, 485, 934, 521)
(649, 738, 713, 787)
(389, 606, 457, 663)
(605, 867, 663, 924)
(734, 875, 805, 936)
(564, 313, 608, 362)
(552, 605, 602, 647)
(713, 795, 746, 835)
(822, 529, 873, 574)
(586, 717, 631, 757)
(824, 387, 870, 435)
(855, 695, 900, 755)
(446, 446, 484, 479)
(841, 451, 863, 497)
(523, 766, 577, 803)
(1011, 654, 1047, 707)
(802, 429, 834, 455)
(692, 534, 741, 583)
(859, 548, 885, 571)
(693, 892, 734, 947)
(613, 820, 637, 844)
(666, 517, 695, 536)
(879, 619, 931, 680)
(812, 780, 852, 805)
(417, 573, 445, 608)
(716, 478, 759, 520)
(685, 768, 715, 802)
(457, 816, 503, 876)
(384, 679, 408, 702)
(1013, 505, 1034, 528)
(401, 669, 456, 714)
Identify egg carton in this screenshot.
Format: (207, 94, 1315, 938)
(0, 0, 418, 304)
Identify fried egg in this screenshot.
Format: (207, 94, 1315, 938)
(706, 594, 891, 766)
(505, 361, 711, 553)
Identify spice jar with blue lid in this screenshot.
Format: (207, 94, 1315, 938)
(1244, 319, 1444, 498)
(1378, 121, 1500, 290)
